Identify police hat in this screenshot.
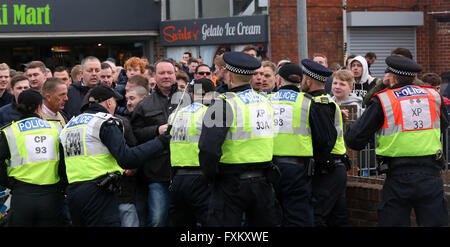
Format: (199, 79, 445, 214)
(89, 85, 123, 103)
(223, 51, 261, 75)
(385, 55, 422, 77)
(18, 88, 45, 106)
(301, 59, 333, 82)
(278, 62, 303, 83)
(193, 78, 215, 93)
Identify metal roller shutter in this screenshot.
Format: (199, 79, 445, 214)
(348, 27, 416, 79)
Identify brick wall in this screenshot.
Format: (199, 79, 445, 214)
(269, 0, 450, 75)
(346, 177, 450, 227)
(269, 0, 299, 64)
(153, 36, 166, 63)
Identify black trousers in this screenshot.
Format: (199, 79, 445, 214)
(8, 183, 64, 227)
(378, 165, 449, 227)
(273, 161, 313, 227)
(169, 174, 211, 227)
(206, 174, 281, 227)
(66, 181, 121, 227)
(312, 163, 350, 227)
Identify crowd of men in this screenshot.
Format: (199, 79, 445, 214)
(0, 44, 448, 227)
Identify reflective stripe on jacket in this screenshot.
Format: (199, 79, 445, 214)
(60, 112, 123, 183)
(313, 94, 346, 155)
(375, 85, 441, 157)
(269, 89, 313, 157)
(3, 117, 61, 185)
(219, 89, 274, 164)
(170, 102, 208, 167)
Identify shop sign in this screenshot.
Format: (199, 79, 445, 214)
(160, 15, 268, 46)
(0, 0, 160, 32)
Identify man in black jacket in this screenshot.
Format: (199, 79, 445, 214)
(131, 59, 189, 227)
(64, 56, 101, 118)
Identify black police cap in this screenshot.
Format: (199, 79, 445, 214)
(89, 85, 123, 103)
(193, 78, 215, 93)
(18, 88, 46, 106)
(301, 59, 333, 82)
(223, 51, 261, 75)
(278, 62, 303, 83)
(385, 55, 422, 77)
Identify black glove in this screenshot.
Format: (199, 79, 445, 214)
(165, 125, 172, 135)
(157, 133, 171, 149)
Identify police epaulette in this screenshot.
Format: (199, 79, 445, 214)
(0, 122, 12, 130)
(46, 119, 61, 124)
(304, 93, 314, 100)
(218, 92, 236, 100)
(46, 119, 63, 127)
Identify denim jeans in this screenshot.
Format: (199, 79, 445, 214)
(119, 203, 139, 227)
(147, 182, 170, 227)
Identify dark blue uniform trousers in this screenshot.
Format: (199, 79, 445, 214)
(168, 174, 211, 227)
(66, 181, 121, 227)
(273, 161, 314, 227)
(378, 166, 449, 227)
(206, 175, 281, 227)
(8, 183, 64, 227)
(312, 163, 350, 227)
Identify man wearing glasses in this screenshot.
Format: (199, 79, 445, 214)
(188, 64, 213, 94)
(194, 64, 213, 81)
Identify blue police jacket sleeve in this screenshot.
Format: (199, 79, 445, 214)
(198, 99, 232, 180)
(344, 97, 384, 150)
(99, 122, 164, 169)
(439, 95, 449, 133)
(309, 101, 337, 163)
(0, 132, 10, 187)
(58, 143, 68, 186)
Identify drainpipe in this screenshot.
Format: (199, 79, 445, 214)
(297, 0, 308, 62)
(342, 0, 348, 66)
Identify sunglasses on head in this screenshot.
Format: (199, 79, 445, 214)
(197, 71, 211, 75)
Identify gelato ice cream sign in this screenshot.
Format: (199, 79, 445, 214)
(161, 15, 268, 46)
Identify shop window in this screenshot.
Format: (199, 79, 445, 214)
(168, 0, 196, 20)
(166, 0, 268, 20)
(233, 0, 267, 16)
(199, 0, 231, 18)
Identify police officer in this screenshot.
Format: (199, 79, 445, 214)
(198, 51, 281, 227)
(169, 78, 216, 227)
(0, 89, 65, 227)
(60, 85, 170, 227)
(300, 59, 350, 227)
(269, 62, 315, 226)
(345, 56, 449, 227)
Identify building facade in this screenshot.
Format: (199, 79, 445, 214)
(161, 0, 449, 80)
(0, 0, 161, 70)
(0, 0, 448, 81)
(269, 0, 450, 79)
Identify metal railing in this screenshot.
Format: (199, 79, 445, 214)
(342, 106, 450, 191)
